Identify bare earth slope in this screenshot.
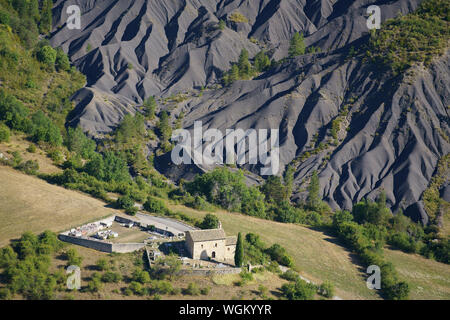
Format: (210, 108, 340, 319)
(49, 0, 449, 223)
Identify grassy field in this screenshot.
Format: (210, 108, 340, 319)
(384, 248, 450, 300)
(0, 166, 116, 247)
(0, 133, 62, 175)
(167, 203, 379, 300)
(0, 163, 448, 300)
(167, 203, 450, 300)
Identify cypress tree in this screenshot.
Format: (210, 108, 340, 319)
(234, 232, 244, 267)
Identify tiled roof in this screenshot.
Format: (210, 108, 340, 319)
(225, 236, 237, 246)
(187, 229, 226, 242)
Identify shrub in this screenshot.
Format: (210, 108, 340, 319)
(280, 270, 300, 282)
(229, 12, 248, 23)
(26, 144, 36, 153)
(317, 281, 335, 298)
(281, 278, 316, 300)
(65, 248, 83, 266)
(184, 282, 200, 296)
(101, 271, 122, 283)
(129, 281, 144, 295)
(143, 196, 167, 214)
(132, 269, 150, 284)
(200, 287, 210, 295)
(96, 258, 109, 271)
(36, 45, 56, 67)
(199, 213, 219, 229)
(0, 122, 10, 142)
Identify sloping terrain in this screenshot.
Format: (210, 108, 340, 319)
(49, 0, 449, 223)
(0, 166, 115, 247)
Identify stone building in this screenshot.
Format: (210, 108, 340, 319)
(185, 228, 236, 263)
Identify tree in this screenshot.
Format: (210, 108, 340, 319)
(261, 176, 286, 203)
(143, 96, 156, 119)
(39, 0, 52, 34)
(306, 171, 320, 210)
(238, 48, 251, 77)
(199, 214, 219, 229)
(0, 123, 10, 142)
(254, 51, 270, 72)
(218, 19, 225, 30)
(234, 232, 244, 267)
(66, 126, 96, 159)
(230, 64, 239, 82)
(55, 48, 70, 71)
(289, 32, 306, 57)
(284, 165, 295, 201)
(36, 45, 56, 67)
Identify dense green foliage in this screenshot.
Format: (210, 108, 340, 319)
(281, 278, 316, 300)
(198, 213, 219, 229)
(331, 195, 411, 300)
(222, 49, 271, 86)
(288, 32, 306, 57)
(367, 0, 449, 75)
(185, 167, 266, 217)
(0, 231, 65, 300)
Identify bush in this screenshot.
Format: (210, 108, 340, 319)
(26, 144, 36, 153)
(86, 275, 103, 293)
(143, 196, 167, 214)
(200, 287, 210, 295)
(183, 282, 200, 296)
(96, 258, 109, 271)
(101, 271, 122, 283)
(17, 159, 39, 175)
(65, 248, 83, 266)
(129, 281, 144, 295)
(265, 244, 294, 267)
(317, 281, 335, 298)
(132, 269, 150, 284)
(0, 122, 10, 142)
(36, 45, 56, 68)
(280, 270, 300, 282)
(199, 213, 219, 229)
(281, 279, 316, 300)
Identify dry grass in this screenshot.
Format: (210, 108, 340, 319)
(0, 166, 116, 247)
(384, 248, 450, 300)
(167, 203, 379, 300)
(0, 133, 62, 175)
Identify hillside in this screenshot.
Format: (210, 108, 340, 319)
(0, 165, 115, 247)
(49, 0, 450, 224)
(0, 164, 448, 299)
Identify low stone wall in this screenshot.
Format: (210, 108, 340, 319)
(178, 267, 242, 276)
(58, 234, 113, 253)
(111, 243, 145, 253)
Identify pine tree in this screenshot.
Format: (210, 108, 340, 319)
(306, 170, 320, 210)
(230, 64, 239, 81)
(289, 32, 306, 57)
(254, 51, 270, 72)
(238, 48, 251, 78)
(234, 232, 244, 267)
(143, 96, 156, 119)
